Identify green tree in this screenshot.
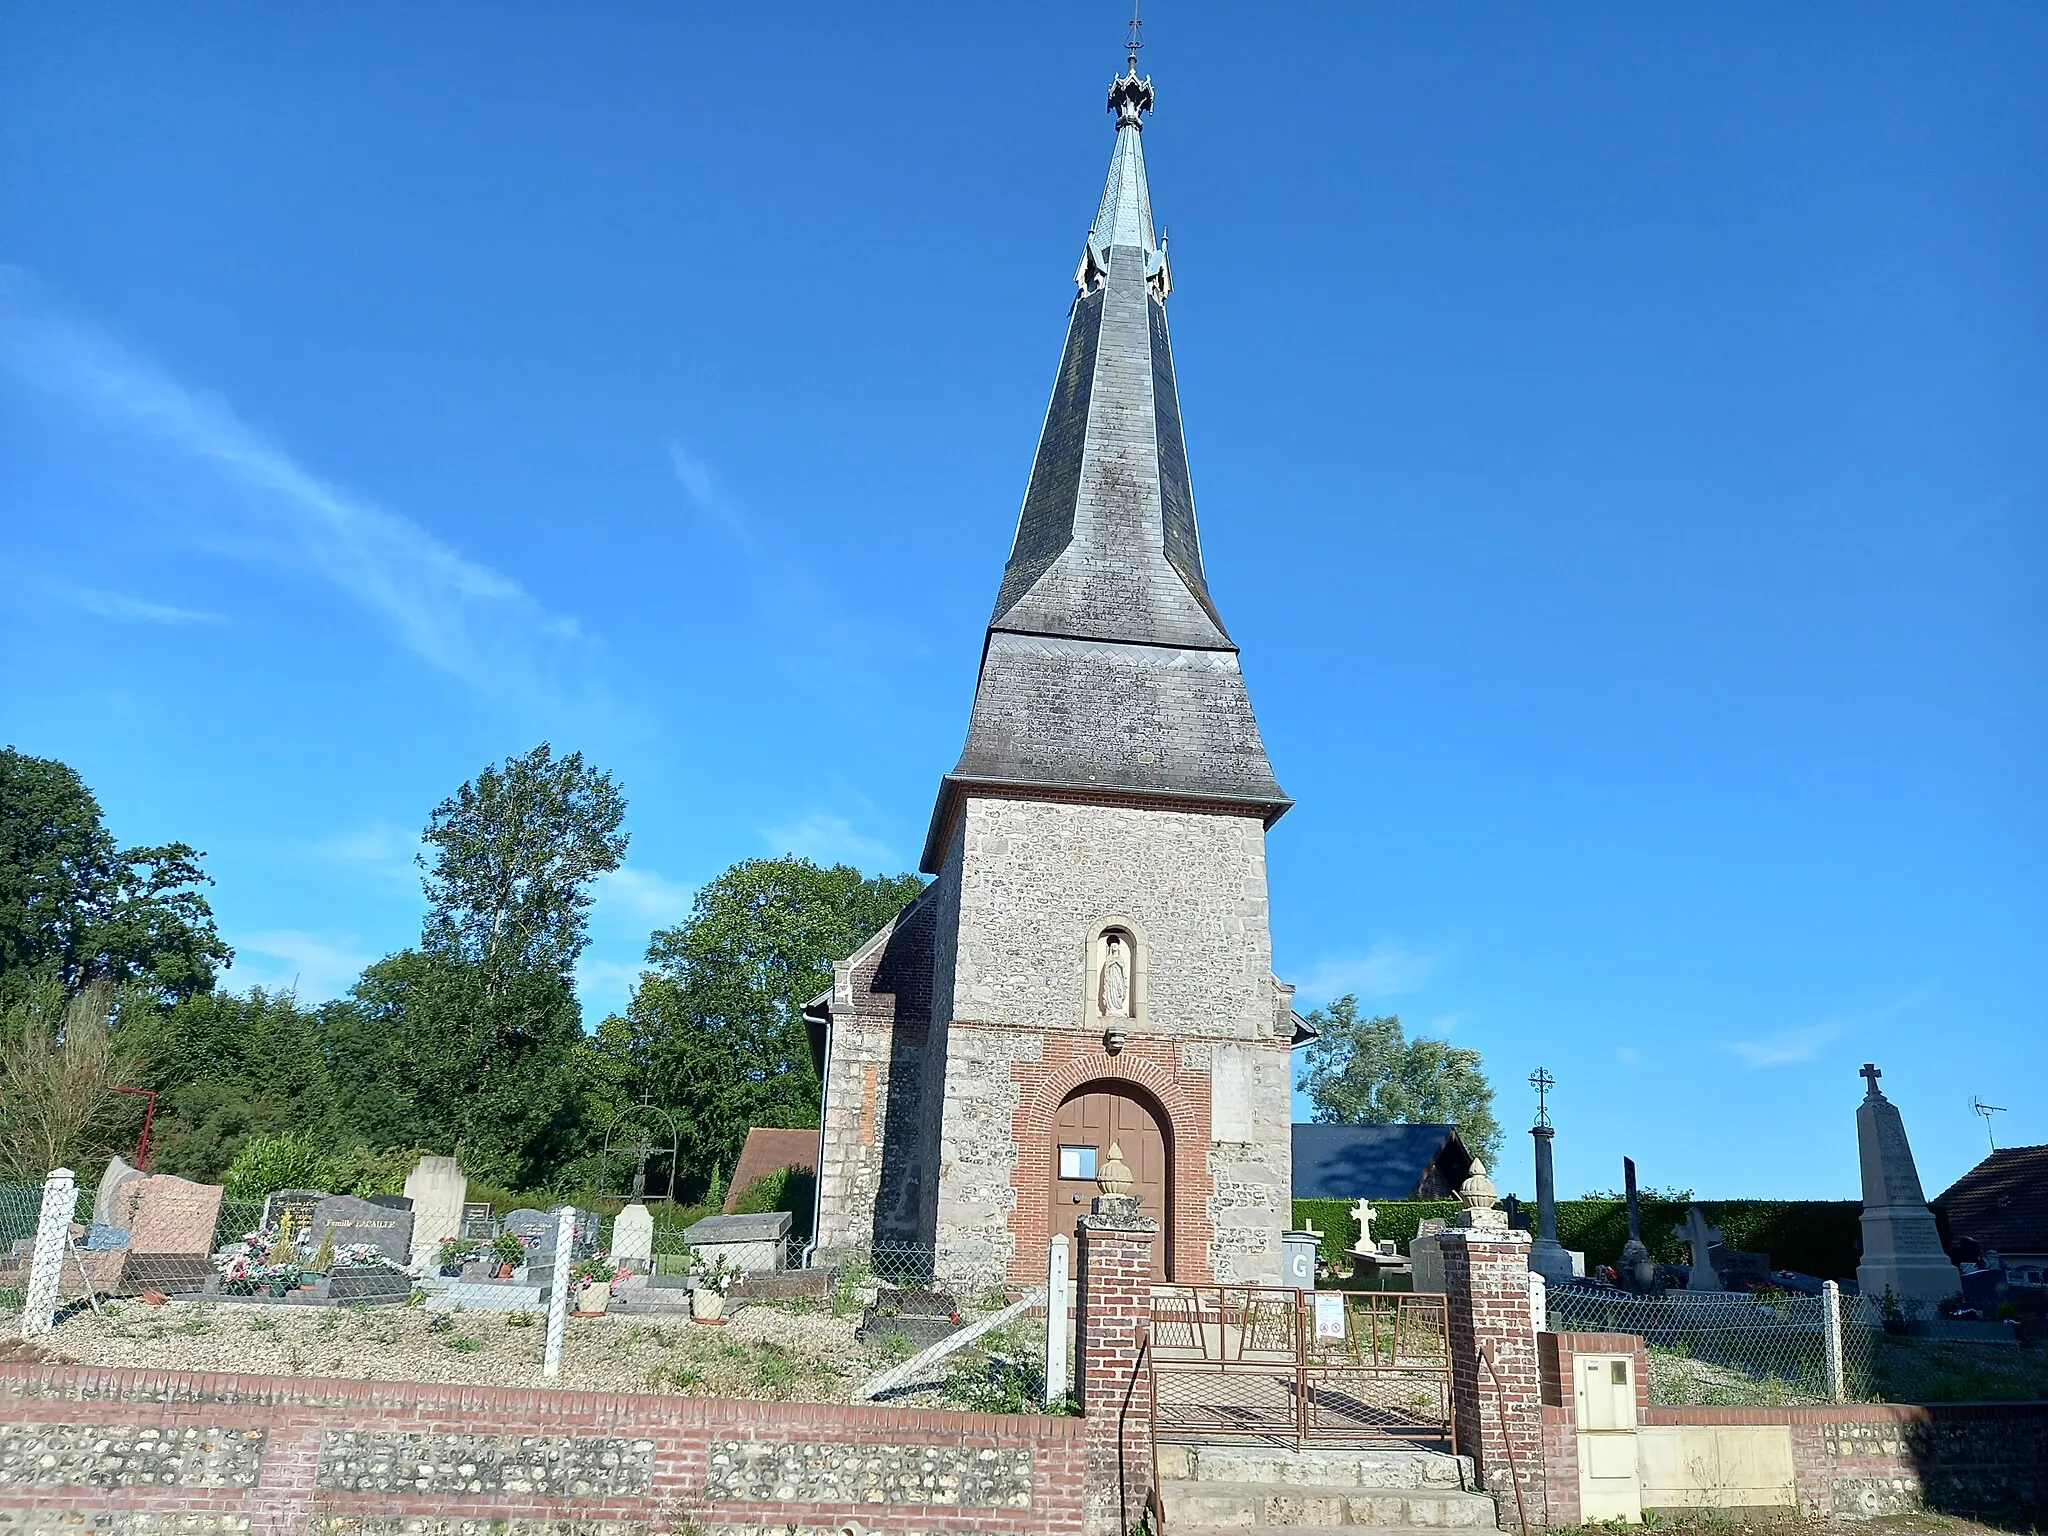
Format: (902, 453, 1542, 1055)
(0, 748, 231, 1005)
(419, 742, 628, 985)
(1298, 996, 1502, 1166)
(607, 857, 923, 1187)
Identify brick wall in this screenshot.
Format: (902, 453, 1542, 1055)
(1440, 1229, 1546, 1528)
(0, 1365, 1086, 1535)
(1075, 1207, 1156, 1536)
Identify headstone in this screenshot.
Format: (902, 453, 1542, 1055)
(365, 1195, 414, 1211)
(261, 1189, 330, 1246)
(1710, 1244, 1773, 1290)
(109, 1174, 225, 1257)
(613, 1202, 654, 1270)
(1618, 1156, 1657, 1292)
(570, 1206, 604, 1260)
(1853, 1063, 1962, 1306)
(402, 1156, 467, 1270)
(1674, 1206, 1724, 1291)
(93, 1157, 146, 1229)
(1409, 1217, 1448, 1294)
(682, 1210, 790, 1275)
(504, 1208, 556, 1252)
(460, 1201, 496, 1240)
(306, 1194, 414, 1264)
(1350, 1198, 1377, 1249)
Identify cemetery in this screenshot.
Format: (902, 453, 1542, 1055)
(3, 11, 2042, 1535)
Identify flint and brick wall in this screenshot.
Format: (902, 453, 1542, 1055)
(0, 1366, 1085, 1535)
(1075, 1211, 1156, 1536)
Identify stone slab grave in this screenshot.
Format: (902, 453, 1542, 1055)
(306, 1194, 414, 1265)
(402, 1156, 467, 1271)
(856, 1284, 963, 1350)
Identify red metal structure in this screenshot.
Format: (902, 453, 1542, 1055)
(110, 1086, 158, 1169)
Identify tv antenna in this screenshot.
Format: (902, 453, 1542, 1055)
(1972, 1097, 2006, 1153)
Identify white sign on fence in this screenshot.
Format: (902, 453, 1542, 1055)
(1312, 1291, 1346, 1341)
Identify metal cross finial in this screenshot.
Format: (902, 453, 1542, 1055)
(1529, 1066, 1555, 1129)
(1126, 0, 1144, 69)
(1860, 1062, 1882, 1095)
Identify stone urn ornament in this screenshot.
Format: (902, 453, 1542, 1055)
(1455, 1162, 1510, 1232)
(1096, 1142, 1134, 1199)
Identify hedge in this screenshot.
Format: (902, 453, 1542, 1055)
(1293, 1198, 1863, 1279)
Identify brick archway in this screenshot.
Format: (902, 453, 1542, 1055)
(1008, 1041, 1212, 1284)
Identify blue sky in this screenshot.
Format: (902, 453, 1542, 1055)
(3, 3, 2042, 1205)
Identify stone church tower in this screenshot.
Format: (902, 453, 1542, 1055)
(806, 51, 1299, 1287)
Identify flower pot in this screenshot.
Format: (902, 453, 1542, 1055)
(496, 1263, 516, 1279)
(575, 1280, 611, 1315)
(691, 1287, 725, 1323)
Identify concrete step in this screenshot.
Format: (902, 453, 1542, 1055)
(1160, 1445, 1473, 1490)
(1158, 1481, 1500, 1530)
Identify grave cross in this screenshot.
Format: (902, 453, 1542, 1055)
(1673, 1205, 1724, 1291)
(1349, 1198, 1378, 1248)
(1860, 1062, 1883, 1096)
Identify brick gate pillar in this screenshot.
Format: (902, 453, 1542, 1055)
(1076, 1192, 1157, 1536)
(1439, 1164, 1548, 1528)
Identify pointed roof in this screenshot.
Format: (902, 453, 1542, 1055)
(921, 54, 1287, 872)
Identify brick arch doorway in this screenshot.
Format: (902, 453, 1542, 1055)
(1050, 1081, 1172, 1280)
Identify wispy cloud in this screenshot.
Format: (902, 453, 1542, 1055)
(1728, 989, 1930, 1070)
(574, 954, 651, 1021)
(1, 275, 595, 703)
(308, 823, 424, 894)
(46, 580, 225, 626)
(761, 811, 902, 870)
(595, 866, 696, 928)
(221, 929, 375, 1002)
(1291, 943, 1441, 1007)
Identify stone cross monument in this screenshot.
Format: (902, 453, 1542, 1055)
(1674, 1206, 1723, 1291)
(1853, 1063, 1961, 1306)
(1526, 1067, 1575, 1284)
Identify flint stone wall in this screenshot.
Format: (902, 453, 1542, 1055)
(317, 1430, 653, 1496)
(0, 1425, 262, 1488)
(705, 1439, 1033, 1506)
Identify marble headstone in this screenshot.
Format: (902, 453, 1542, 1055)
(460, 1201, 496, 1240)
(402, 1156, 467, 1270)
(1853, 1063, 1962, 1306)
(262, 1189, 330, 1246)
(503, 1208, 556, 1252)
(612, 1202, 654, 1270)
(307, 1194, 414, 1264)
(108, 1174, 225, 1257)
(93, 1156, 147, 1229)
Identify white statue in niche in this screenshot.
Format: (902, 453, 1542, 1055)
(1098, 933, 1132, 1018)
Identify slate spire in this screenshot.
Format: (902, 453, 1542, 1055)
(921, 49, 1287, 872)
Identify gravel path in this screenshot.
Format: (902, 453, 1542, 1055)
(34, 1296, 884, 1401)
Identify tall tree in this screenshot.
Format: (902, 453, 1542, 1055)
(0, 748, 231, 1005)
(0, 980, 144, 1180)
(609, 857, 923, 1186)
(419, 742, 628, 985)
(1298, 996, 1502, 1165)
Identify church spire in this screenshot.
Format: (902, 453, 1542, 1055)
(919, 33, 1287, 872)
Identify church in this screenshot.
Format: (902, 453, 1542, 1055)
(803, 48, 1303, 1289)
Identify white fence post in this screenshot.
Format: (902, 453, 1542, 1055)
(542, 1204, 575, 1379)
(1822, 1279, 1846, 1402)
(21, 1167, 77, 1338)
(1045, 1235, 1071, 1404)
(1526, 1267, 1549, 1338)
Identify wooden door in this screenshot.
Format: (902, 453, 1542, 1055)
(1050, 1084, 1171, 1279)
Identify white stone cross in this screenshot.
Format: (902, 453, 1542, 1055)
(1350, 1198, 1378, 1249)
(1674, 1205, 1724, 1291)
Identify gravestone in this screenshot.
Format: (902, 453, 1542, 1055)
(402, 1156, 467, 1270)
(613, 1202, 654, 1271)
(569, 1206, 604, 1260)
(1674, 1206, 1724, 1291)
(1853, 1062, 1962, 1307)
(1408, 1216, 1449, 1295)
(261, 1190, 330, 1246)
(459, 1201, 496, 1240)
(1710, 1243, 1773, 1290)
(307, 1194, 414, 1264)
(1618, 1157, 1657, 1293)
(682, 1210, 790, 1275)
(503, 1208, 556, 1252)
(93, 1157, 146, 1229)
(105, 1173, 226, 1293)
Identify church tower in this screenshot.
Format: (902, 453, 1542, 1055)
(807, 44, 1299, 1287)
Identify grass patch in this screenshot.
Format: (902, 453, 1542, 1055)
(446, 1335, 483, 1354)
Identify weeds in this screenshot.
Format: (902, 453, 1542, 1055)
(506, 1310, 537, 1328)
(647, 1362, 705, 1393)
(246, 1315, 278, 1333)
(446, 1336, 482, 1354)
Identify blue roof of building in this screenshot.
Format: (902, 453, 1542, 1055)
(1291, 1123, 1470, 1200)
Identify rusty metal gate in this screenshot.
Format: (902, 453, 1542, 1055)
(1144, 1286, 1454, 1450)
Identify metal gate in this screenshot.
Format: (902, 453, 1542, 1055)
(1144, 1286, 1454, 1450)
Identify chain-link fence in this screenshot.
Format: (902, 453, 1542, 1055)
(1548, 1284, 2048, 1405)
(0, 1182, 40, 1322)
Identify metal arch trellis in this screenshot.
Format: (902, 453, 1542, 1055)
(598, 1099, 683, 1203)
(1145, 1285, 1455, 1451)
